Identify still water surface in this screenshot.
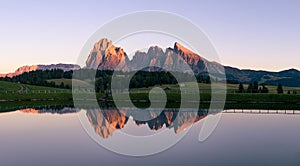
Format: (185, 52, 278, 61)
(0, 107, 299, 166)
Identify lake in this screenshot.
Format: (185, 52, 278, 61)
(0, 106, 299, 166)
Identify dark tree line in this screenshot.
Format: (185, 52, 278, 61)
(196, 75, 211, 84)
(95, 70, 200, 92)
(0, 69, 213, 91)
(238, 82, 286, 94)
(0, 69, 73, 89)
(238, 81, 269, 93)
(129, 71, 178, 88)
(277, 83, 284, 94)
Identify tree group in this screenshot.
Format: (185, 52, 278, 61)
(238, 81, 269, 93)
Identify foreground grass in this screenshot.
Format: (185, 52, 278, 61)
(226, 93, 300, 103)
(0, 81, 68, 92)
(0, 81, 22, 91)
(129, 82, 300, 94)
(1, 89, 300, 104)
(47, 78, 92, 87)
(26, 84, 66, 91)
(124, 92, 300, 104)
(0, 92, 73, 101)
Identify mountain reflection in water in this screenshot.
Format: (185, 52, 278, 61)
(19, 107, 212, 139)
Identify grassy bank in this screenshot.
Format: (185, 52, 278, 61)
(120, 92, 300, 104)
(0, 92, 73, 101)
(1, 88, 300, 104)
(0, 100, 74, 113)
(1, 100, 300, 113)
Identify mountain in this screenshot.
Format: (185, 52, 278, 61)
(0, 64, 81, 78)
(86, 38, 300, 87)
(86, 38, 130, 71)
(86, 38, 224, 74)
(224, 67, 300, 87)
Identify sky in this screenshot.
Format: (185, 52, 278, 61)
(0, 0, 300, 73)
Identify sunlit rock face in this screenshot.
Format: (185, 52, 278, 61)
(85, 38, 224, 74)
(0, 64, 80, 78)
(86, 38, 130, 71)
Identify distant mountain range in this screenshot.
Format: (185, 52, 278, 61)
(225, 67, 300, 87)
(86, 38, 300, 87)
(86, 38, 224, 74)
(1, 38, 299, 87)
(0, 64, 81, 78)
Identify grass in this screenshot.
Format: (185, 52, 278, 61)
(1, 80, 300, 109)
(46, 79, 300, 94)
(1, 99, 300, 113)
(119, 92, 300, 104)
(47, 78, 92, 87)
(0, 81, 72, 102)
(131, 82, 300, 94)
(226, 93, 300, 103)
(0, 81, 70, 91)
(0, 81, 68, 91)
(0, 81, 22, 91)
(26, 84, 68, 91)
(0, 92, 73, 101)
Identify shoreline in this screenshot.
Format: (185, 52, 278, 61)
(1, 100, 300, 113)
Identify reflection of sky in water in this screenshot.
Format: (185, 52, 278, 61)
(0, 108, 299, 166)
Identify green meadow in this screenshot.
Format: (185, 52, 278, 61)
(1, 80, 300, 110)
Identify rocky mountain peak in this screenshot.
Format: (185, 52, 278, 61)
(94, 38, 113, 52)
(174, 42, 195, 54)
(85, 38, 224, 74)
(86, 38, 130, 71)
(174, 42, 204, 60)
(146, 46, 164, 59)
(174, 42, 182, 52)
(148, 46, 163, 53)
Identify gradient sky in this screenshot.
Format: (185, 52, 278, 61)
(0, 0, 300, 73)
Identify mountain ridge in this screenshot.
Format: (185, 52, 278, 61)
(1, 38, 299, 87)
(86, 38, 224, 74)
(86, 38, 300, 87)
(0, 63, 81, 78)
